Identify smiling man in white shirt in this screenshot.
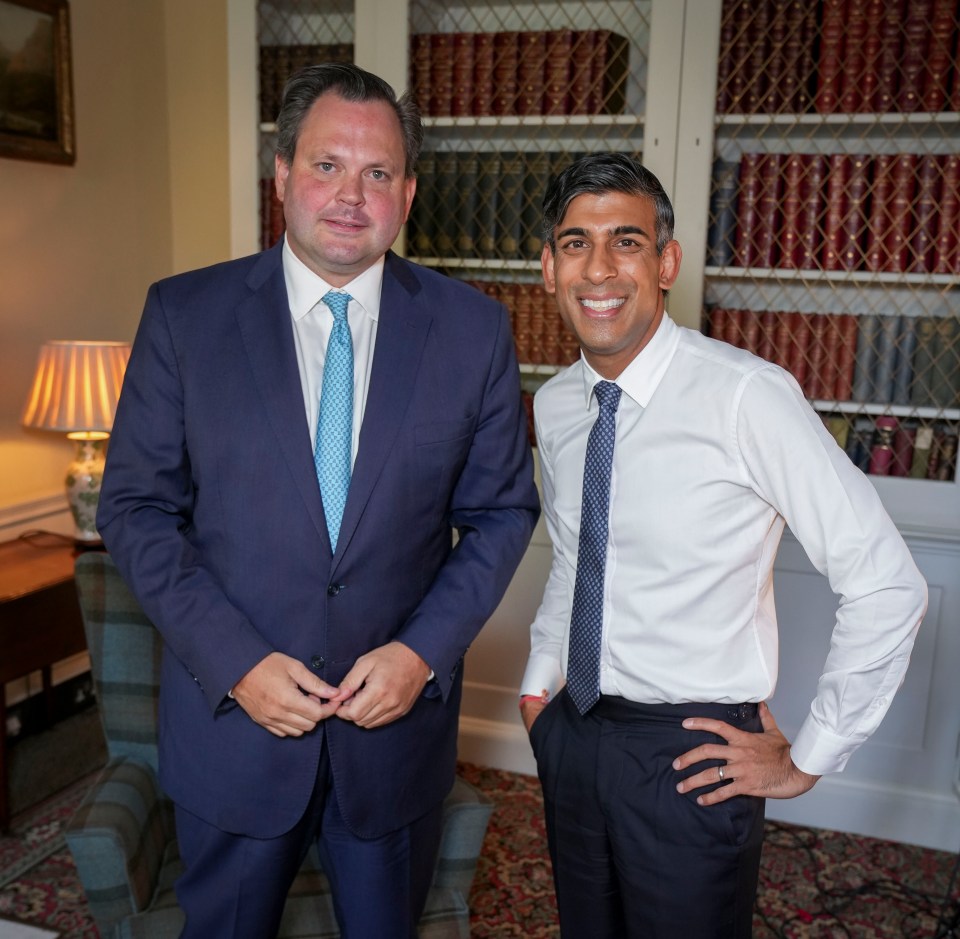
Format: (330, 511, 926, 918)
(519, 152, 927, 939)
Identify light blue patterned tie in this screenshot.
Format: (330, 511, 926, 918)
(315, 291, 353, 551)
(567, 380, 622, 715)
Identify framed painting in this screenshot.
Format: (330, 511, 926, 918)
(0, 0, 74, 164)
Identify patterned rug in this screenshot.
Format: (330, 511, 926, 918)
(1, 761, 958, 938)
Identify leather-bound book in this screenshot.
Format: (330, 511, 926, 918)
(852, 313, 880, 402)
(409, 34, 432, 115)
(793, 154, 827, 269)
(832, 314, 860, 401)
(742, 309, 762, 355)
(706, 158, 741, 268)
(734, 152, 764, 268)
(742, 0, 772, 114)
(891, 315, 919, 406)
(707, 307, 731, 341)
(776, 0, 813, 112)
(921, 0, 957, 111)
(868, 416, 899, 476)
(898, 0, 933, 112)
(910, 425, 935, 478)
(795, 0, 819, 112)
(931, 431, 958, 482)
(785, 311, 813, 391)
(429, 33, 455, 117)
(491, 32, 519, 116)
(814, 0, 845, 113)
(475, 151, 500, 260)
(871, 0, 905, 112)
(259, 45, 279, 124)
(432, 151, 458, 257)
(911, 155, 943, 273)
(754, 152, 784, 269)
(838, 0, 870, 112)
(455, 152, 479, 255)
(725, 308, 747, 348)
(822, 154, 870, 271)
(931, 317, 959, 409)
(934, 153, 960, 274)
(891, 421, 917, 477)
(568, 31, 595, 114)
(517, 31, 548, 116)
(715, 0, 739, 114)
(758, 310, 778, 362)
(871, 314, 901, 404)
(764, 0, 789, 113)
(589, 31, 630, 115)
(910, 316, 940, 407)
(543, 30, 573, 115)
(496, 152, 525, 259)
(450, 33, 476, 117)
(805, 313, 830, 399)
(473, 33, 495, 116)
(779, 153, 808, 268)
(408, 151, 435, 257)
(856, 0, 885, 113)
(865, 153, 917, 273)
(521, 152, 552, 260)
(512, 282, 537, 363)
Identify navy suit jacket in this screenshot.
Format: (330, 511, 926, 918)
(97, 244, 539, 839)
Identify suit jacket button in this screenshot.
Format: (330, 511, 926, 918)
(327, 584, 340, 596)
(311, 655, 325, 669)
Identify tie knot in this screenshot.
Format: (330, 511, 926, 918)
(323, 290, 351, 321)
(593, 380, 621, 413)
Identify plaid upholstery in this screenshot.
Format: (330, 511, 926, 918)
(66, 552, 492, 939)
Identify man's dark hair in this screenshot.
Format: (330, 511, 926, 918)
(275, 62, 423, 178)
(541, 151, 675, 253)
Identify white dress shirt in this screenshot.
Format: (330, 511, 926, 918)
(283, 238, 383, 461)
(520, 313, 927, 776)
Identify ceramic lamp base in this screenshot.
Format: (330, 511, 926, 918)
(65, 433, 109, 544)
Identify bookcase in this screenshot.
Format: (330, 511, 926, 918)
(701, 0, 960, 507)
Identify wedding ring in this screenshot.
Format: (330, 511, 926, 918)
(718, 765, 725, 780)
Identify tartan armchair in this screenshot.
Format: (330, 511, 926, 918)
(65, 551, 492, 939)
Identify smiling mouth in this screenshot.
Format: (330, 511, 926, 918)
(580, 297, 624, 314)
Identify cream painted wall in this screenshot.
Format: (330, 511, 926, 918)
(0, 0, 233, 516)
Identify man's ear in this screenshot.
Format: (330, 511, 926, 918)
(275, 154, 289, 202)
(659, 239, 682, 291)
(541, 242, 557, 295)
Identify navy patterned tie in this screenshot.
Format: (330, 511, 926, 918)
(566, 380, 622, 715)
(314, 291, 353, 551)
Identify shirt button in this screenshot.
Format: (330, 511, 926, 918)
(311, 655, 325, 669)
(327, 584, 341, 596)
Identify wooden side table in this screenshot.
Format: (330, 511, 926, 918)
(0, 533, 89, 830)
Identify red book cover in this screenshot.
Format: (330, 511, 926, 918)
(511, 281, 534, 363)
(707, 306, 730, 341)
(473, 32, 495, 116)
(429, 33, 454, 117)
(934, 153, 960, 274)
(838, 0, 870, 112)
(911, 155, 943, 273)
(758, 310, 778, 362)
(588, 31, 630, 115)
(814, 0, 845, 113)
(763, 0, 788, 113)
(776, 0, 813, 113)
(755, 152, 784, 268)
(833, 314, 859, 401)
(734, 152, 764, 268)
(891, 424, 917, 477)
(517, 31, 548, 116)
(898, 0, 934, 113)
(886, 153, 919, 273)
(409, 34, 432, 115)
(538, 285, 563, 366)
(795, 1, 819, 112)
(871, 0, 905, 112)
(568, 31, 595, 114)
(805, 313, 830, 399)
(450, 33, 475, 117)
(785, 311, 813, 391)
(821, 154, 852, 270)
(714, 0, 739, 113)
(771, 311, 794, 371)
(742, 0, 772, 114)
(543, 30, 573, 115)
(742, 309, 762, 355)
(726, 308, 747, 348)
(779, 153, 812, 268)
(795, 154, 827, 269)
(491, 32, 519, 116)
(526, 284, 546, 363)
(869, 416, 899, 476)
(856, 0, 885, 112)
(921, 0, 957, 111)
(864, 154, 896, 271)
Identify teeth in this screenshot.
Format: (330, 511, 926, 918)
(581, 298, 624, 312)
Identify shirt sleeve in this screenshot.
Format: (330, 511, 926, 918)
(520, 410, 568, 701)
(735, 365, 927, 775)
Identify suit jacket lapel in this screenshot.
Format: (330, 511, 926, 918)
(236, 245, 328, 543)
(334, 254, 431, 563)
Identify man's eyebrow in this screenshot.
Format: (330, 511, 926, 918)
(556, 224, 650, 240)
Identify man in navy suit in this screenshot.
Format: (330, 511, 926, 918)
(97, 62, 539, 938)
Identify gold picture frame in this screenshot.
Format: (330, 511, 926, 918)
(0, 0, 75, 165)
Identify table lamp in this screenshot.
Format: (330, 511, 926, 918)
(21, 340, 131, 544)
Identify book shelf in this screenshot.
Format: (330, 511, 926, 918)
(702, 0, 959, 506)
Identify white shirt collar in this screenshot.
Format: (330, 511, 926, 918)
(578, 312, 681, 409)
(282, 236, 384, 323)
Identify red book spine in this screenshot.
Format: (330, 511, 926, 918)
(777, 0, 812, 113)
(742, 309, 762, 355)
(806, 313, 830, 399)
(856, 0, 885, 113)
(708, 306, 729, 341)
(714, 0, 739, 114)
(871, 0, 905, 112)
(838, 0, 870, 112)
(539, 284, 563, 366)
(779, 153, 807, 268)
(568, 31, 595, 114)
(450, 33, 475, 117)
(764, 0, 788, 113)
(837, 153, 871, 270)
(742, 0, 772, 114)
(795, 1, 819, 112)
(772, 311, 793, 370)
(833, 314, 859, 401)
(735, 152, 764, 268)
(755, 153, 784, 268)
(796, 154, 827, 269)
(491, 32, 519, 116)
(726, 308, 747, 348)
(869, 416, 899, 475)
(473, 33, 495, 116)
(543, 30, 573, 115)
(409, 34, 431, 115)
(815, 0, 845, 113)
(516, 31, 548, 116)
(892, 424, 917, 477)
(822, 153, 853, 270)
(588, 30, 629, 115)
(429, 33, 454, 117)
(758, 310, 778, 362)
(886, 154, 920, 273)
(526, 284, 546, 363)
(911, 155, 943, 273)
(922, 0, 957, 111)
(786, 311, 813, 391)
(934, 153, 960, 274)
(898, 0, 934, 112)
(864, 153, 895, 272)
